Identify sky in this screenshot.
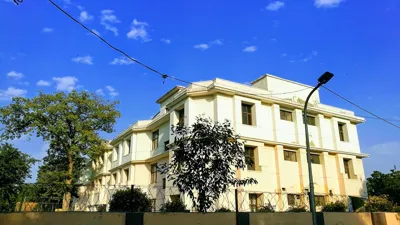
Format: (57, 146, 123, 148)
(0, 0, 399, 182)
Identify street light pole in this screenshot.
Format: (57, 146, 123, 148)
(303, 72, 334, 225)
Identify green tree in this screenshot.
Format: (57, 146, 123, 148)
(161, 117, 257, 212)
(160, 198, 187, 212)
(0, 91, 120, 210)
(109, 188, 152, 212)
(0, 143, 37, 212)
(367, 169, 400, 205)
(322, 201, 346, 212)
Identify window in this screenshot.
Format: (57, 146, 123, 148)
(178, 108, 185, 127)
(162, 178, 166, 189)
(338, 123, 347, 142)
(314, 195, 325, 206)
(152, 130, 159, 150)
(126, 139, 131, 154)
(249, 194, 261, 212)
(287, 194, 301, 206)
(306, 115, 316, 126)
(112, 173, 117, 185)
(165, 141, 170, 151)
(245, 147, 256, 170)
(124, 169, 129, 184)
(280, 109, 293, 121)
(151, 199, 156, 212)
(113, 148, 118, 161)
(170, 195, 180, 202)
(242, 103, 253, 125)
(284, 150, 297, 162)
(343, 159, 351, 179)
(310, 154, 321, 164)
(151, 163, 157, 184)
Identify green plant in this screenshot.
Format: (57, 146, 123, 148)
(322, 201, 346, 212)
(286, 205, 307, 212)
(160, 198, 186, 212)
(365, 196, 393, 212)
(215, 207, 232, 212)
(356, 206, 366, 212)
(96, 204, 107, 212)
(109, 188, 152, 212)
(392, 205, 400, 212)
(258, 204, 275, 212)
(350, 196, 365, 211)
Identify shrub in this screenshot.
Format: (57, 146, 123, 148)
(392, 205, 400, 212)
(109, 188, 152, 212)
(350, 196, 365, 211)
(258, 204, 275, 212)
(364, 196, 393, 212)
(286, 206, 307, 212)
(215, 207, 232, 212)
(322, 201, 346, 212)
(160, 198, 186, 212)
(96, 204, 107, 212)
(356, 206, 366, 212)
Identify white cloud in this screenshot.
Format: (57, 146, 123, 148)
(79, 11, 93, 22)
(36, 80, 51, 87)
(88, 29, 101, 36)
(42, 27, 54, 33)
(266, 1, 285, 11)
(0, 87, 27, 100)
(72, 55, 93, 65)
(52, 76, 79, 92)
(314, 0, 344, 8)
(127, 19, 151, 42)
(109, 57, 134, 65)
(194, 44, 209, 50)
(105, 86, 119, 97)
(18, 81, 29, 86)
(7, 70, 24, 79)
(312, 50, 318, 56)
(63, 0, 71, 4)
(100, 9, 120, 36)
(281, 53, 287, 57)
(243, 46, 257, 53)
(161, 38, 171, 44)
(96, 89, 104, 96)
(302, 50, 318, 62)
(367, 141, 400, 155)
(77, 5, 84, 11)
(210, 39, 223, 45)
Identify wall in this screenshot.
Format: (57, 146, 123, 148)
(323, 212, 372, 225)
(143, 213, 235, 225)
(250, 212, 311, 225)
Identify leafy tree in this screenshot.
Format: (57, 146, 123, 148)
(0, 143, 37, 212)
(161, 117, 257, 212)
(0, 91, 120, 210)
(322, 201, 346, 212)
(364, 196, 393, 212)
(109, 188, 152, 212)
(367, 170, 400, 205)
(160, 198, 187, 212)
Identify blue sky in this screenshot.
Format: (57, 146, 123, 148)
(0, 0, 399, 181)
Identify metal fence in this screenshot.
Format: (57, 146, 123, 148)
(14, 184, 356, 213)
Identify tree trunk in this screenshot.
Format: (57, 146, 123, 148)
(62, 153, 74, 211)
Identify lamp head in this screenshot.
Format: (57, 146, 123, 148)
(318, 72, 334, 84)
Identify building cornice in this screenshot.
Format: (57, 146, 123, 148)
(109, 151, 170, 172)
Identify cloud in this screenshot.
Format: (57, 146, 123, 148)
(194, 44, 209, 50)
(161, 38, 171, 44)
(96, 89, 105, 96)
(77, 5, 84, 11)
(109, 57, 134, 65)
(36, 80, 51, 87)
(18, 81, 29, 86)
(127, 19, 151, 42)
(266, 1, 285, 11)
(210, 39, 223, 45)
(79, 11, 93, 22)
(105, 86, 119, 97)
(42, 27, 54, 33)
(281, 53, 287, 57)
(88, 29, 101, 36)
(314, 0, 344, 8)
(7, 70, 24, 79)
(52, 76, 79, 92)
(273, 20, 280, 28)
(243, 46, 257, 53)
(100, 9, 120, 36)
(368, 141, 400, 155)
(72, 55, 93, 65)
(302, 50, 318, 62)
(0, 87, 27, 100)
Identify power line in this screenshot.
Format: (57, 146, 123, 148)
(322, 86, 400, 129)
(358, 115, 400, 123)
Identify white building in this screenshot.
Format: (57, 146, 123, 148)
(88, 74, 368, 212)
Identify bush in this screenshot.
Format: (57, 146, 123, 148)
(160, 198, 186, 212)
(364, 196, 393, 212)
(322, 201, 346, 212)
(109, 188, 152, 212)
(215, 207, 232, 212)
(350, 196, 365, 211)
(356, 206, 366, 212)
(286, 206, 307, 212)
(258, 204, 275, 212)
(392, 205, 400, 212)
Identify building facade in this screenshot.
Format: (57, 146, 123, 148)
(88, 74, 368, 212)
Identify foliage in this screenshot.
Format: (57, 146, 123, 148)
(160, 117, 257, 212)
(393, 205, 400, 212)
(286, 206, 308, 212)
(258, 204, 275, 212)
(215, 207, 232, 212)
(160, 198, 187, 212)
(322, 201, 346, 212)
(109, 188, 152, 212)
(0, 143, 37, 212)
(355, 206, 366, 212)
(364, 196, 393, 212)
(367, 170, 400, 205)
(350, 196, 365, 211)
(0, 91, 120, 209)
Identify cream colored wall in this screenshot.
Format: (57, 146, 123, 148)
(135, 132, 152, 160)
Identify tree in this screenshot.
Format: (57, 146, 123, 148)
(160, 198, 187, 212)
(367, 170, 400, 205)
(109, 188, 152, 212)
(364, 196, 393, 212)
(161, 117, 257, 212)
(0, 91, 120, 210)
(0, 143, 37, 212)
(322, 201, 346, 212)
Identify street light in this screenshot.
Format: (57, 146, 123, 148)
(303, 72, 334, 225)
